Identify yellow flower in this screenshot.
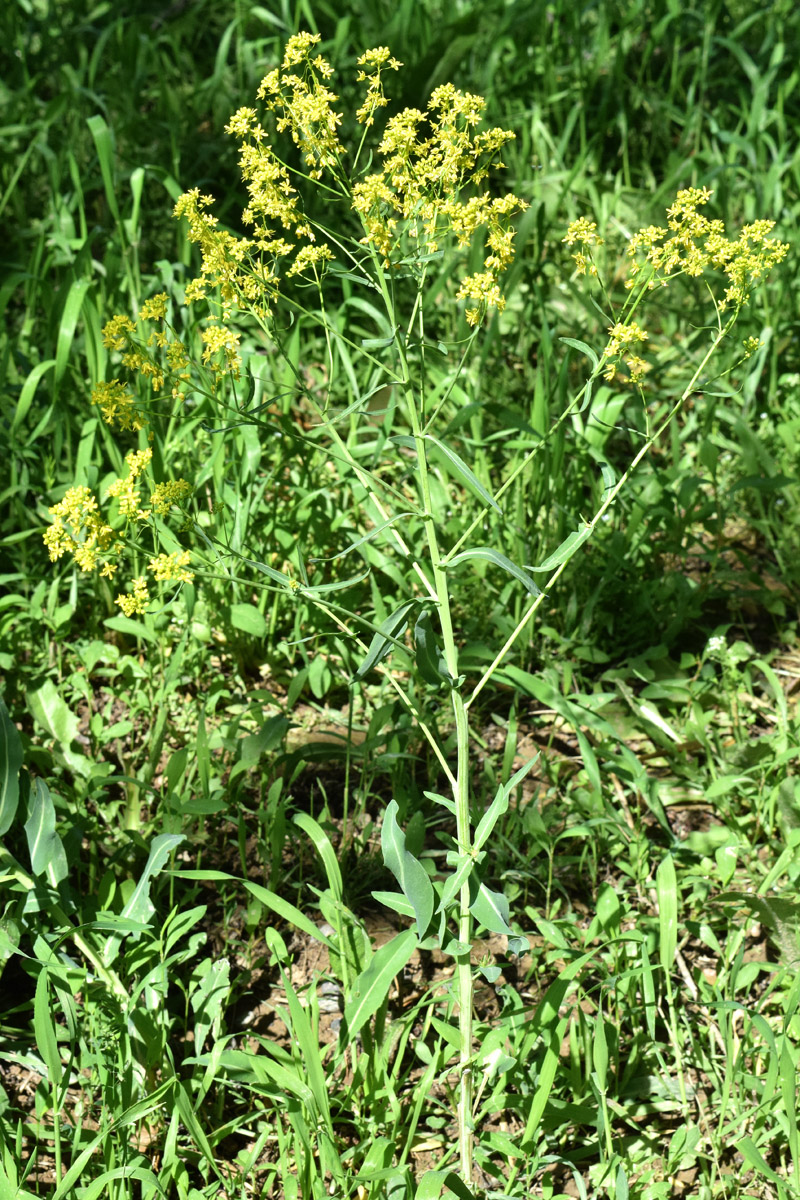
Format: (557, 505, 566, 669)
(139, 293, 169, 321)
(148, 550, 194, 584)
(105, 449, 153, 520)
(91, 379, 148, 431)
(150, 480, 192, 516)
(356, 46, 403, 125)
(43, 486, 118, 574)
(116, 577, 150, 616)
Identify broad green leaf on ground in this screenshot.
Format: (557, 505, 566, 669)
(26, 680, 91, 778)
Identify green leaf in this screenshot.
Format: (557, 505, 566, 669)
(229, 603, 267, 637)
(0, 697, 23, 837)
(26, 679, 90, 778)
(425, 434, 502, 514)
(240, 556, 292, 586)
(309, 515, 416, 563)
(436, 853, 475, 915)
(87, 113, 120, 221)
(656, 854, 678, 975)
(593, 1010, 609, 1090)
(361, 333, 396, 349)
(738, 1137, 784, 1186)
(356, 600, 417, 678)
(473, 789, 510, 856)
(530, 527, 592, 572)
(344, 927, 417, 1038)
(294, 812, 343, 902)
(280, 968, 332, 1126)
(24, 777, 67, 886)
(243, 880, 336, 950)
(34, 969, 62, 1090)
(12, 358, 55, 432)
(103, 615, 158, 644)
(414, 609, 450, 686)
(120, 833, 184, 925)
(55, 277, 91, 384)
(446, 547, 541, 597)
(371, 890, 415, 919)
(470, 882, 513, 936)
(560, 336, 600, 372)
(381, 800, 434, 938)
(416, 1170, 477, 1200)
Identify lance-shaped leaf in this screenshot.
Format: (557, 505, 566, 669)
(343, 927, 417, 1038)
(24, 777, 68, 887)
(425, 434, 502, 514)
(560, 336, 599, 372)
(355, 600, 417, 678)
(473, 754, 540, 863)
(470, 882, 514, 936)
(446, 547, 541, 597)
(310, 514, 416, 562)
(529, 527, 592, 573)
(414, 609, 450, 686)
(381, 800, 434, 937)
(121, 833, 185, 924)
(0, 697, 23, 837)
(473, 790, 510, 857)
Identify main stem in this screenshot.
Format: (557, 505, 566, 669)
(398, 353, 475, 1184)
(370, 256, 475, 1182)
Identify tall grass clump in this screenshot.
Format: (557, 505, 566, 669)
(37, 30, 788, 1195)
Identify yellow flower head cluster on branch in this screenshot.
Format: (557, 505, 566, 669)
(564, 189, 788, 384)
(170, 31, 526, 328)
(92, 295, 192, 431)
(43, 486, 119, 577)
(43, 449, 194, 614)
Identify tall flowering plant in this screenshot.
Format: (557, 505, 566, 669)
(44, 32, 786, 1191)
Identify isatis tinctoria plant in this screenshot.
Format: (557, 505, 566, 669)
(44, 30, 787, 1194)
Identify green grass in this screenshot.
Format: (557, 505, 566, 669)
(1, 1, 800, 1197)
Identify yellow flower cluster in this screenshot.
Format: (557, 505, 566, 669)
(43, 486, 118, 577)
(256, 32, 343, 180)
(94, 296, 191, 430)
(117, 577, 150, 617)
(565, 190, 787, 384)
(91, 379, 148, 432)
(151, 479, 193, 516)
(352, 83, 526, 323)
(148, 550, 194, 583)
(106, 449, 153, 520)
(200, 324, 241, 370)
(562, 218, 604, 275)
(170, 34, 525, 329)
(603, 321, 650, 384)
(625, 187, 788, 310)
(115, 551, 194, 615)
(356, 46, 403, 126)
(43, 450, 194, 613)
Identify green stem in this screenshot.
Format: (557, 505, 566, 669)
(367, 244, 476, 1180)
